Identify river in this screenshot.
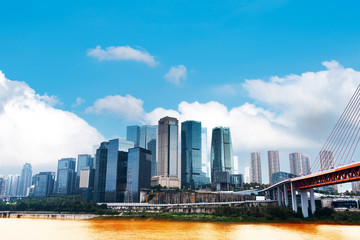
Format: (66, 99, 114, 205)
(1, 218, 359, 240)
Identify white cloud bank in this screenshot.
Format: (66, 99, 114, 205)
(164, 65, 187, 85)
(0, 71, 104, 170)
(87, 45, 158, 67)
(87, 61, 360, 153)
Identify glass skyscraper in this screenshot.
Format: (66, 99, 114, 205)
(56, 158, 76, 195)
(93, 141, 109, 202)
(19, 163, 32, 196)
(104, 138, 130, 202)
(181, 121, 208, 188)
(139, 125, 157, 177)
(34, 172, 55, 197)
(76, 154, 93, 190)
(126, 147, 152, 202)
(201, 127, 210, 178)
(126, 125, 140, 147)
(210, 127, 233, 183)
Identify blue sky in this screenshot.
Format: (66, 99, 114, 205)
(1, 1, 360, 185)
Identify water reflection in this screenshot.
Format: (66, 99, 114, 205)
(1, 218, 359, 240)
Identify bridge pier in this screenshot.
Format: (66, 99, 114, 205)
(277, 187, 282, 206)
(291, 182, 297, 213)
(284, 184, 289, 207)
(309, 188, 316, 214)
(300, 189, 309, 218)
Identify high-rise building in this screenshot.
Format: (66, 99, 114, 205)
(289, 152, 302, 176)
(267, 150, 280, 184)
(93, 141, 109, 203)
(181, 121, 209, 188)
(0, 176, 5, 196)
(352, 181, 360, 193)
(201, 128, 210, 178)
(271, 171, 298, 185)
(34, 172, 55, 197)
(301, 154, 311, 175)
(244, 167, 250, 183)
(5, 175, 19, 196)
(104, 138, 129, 202)
(126, 125, 140, 147)
(76, 154, 94, 190)
(320, 150, 335, 171)
(233, 156, 239, 174)
(151, 116, 181, 188)
(139, 125, 157, 177)
(126, 147, 152, 202)
(56, 158, 76, 195)
(18, 163, 32, 196)
(211, 127, 233, 184)
(250, 152, 262, 183)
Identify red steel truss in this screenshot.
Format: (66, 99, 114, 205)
(290, 162, 360, 190)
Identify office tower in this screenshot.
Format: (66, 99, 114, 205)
(211, 127, 233, 182)
(267, 150, 280, 184)
(56, 158, 76, 195)
(244, 167, 250, 183)
(119, 138, 135, 151)
(201, 128, 210, 178)
(104, 138, 129, 202)
(18, 163, 32, 196)
(289, 152, 302, 176)
(0, 176, 5, 196)
(320, 151, 335, 171)
(139, 125, 157, 177)
(301, 154, 311, 175)
(126, 125, 140, 147)
(5, 175, 17, 196)
(126, 147, 152, 202)
(233, 156, 239, 174)
(181, 121, 209, 188)
(93, 141, 109, 202)
(79, 167, 95, 202)
(151, 116, 181, 188)
(76, 154, 94, 190)
(250, 152, 262, 183)
(34, 172, 55, 197)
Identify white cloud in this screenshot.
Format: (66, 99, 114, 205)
(86, 94, 146, 121)
(164, 65, 187, 85)
(0, 71, 104, 170)
(243, 60, 360, 139)
(87, 45, 158, 67)
(39, 93, 62, 107)
(71, 97, 85, 108)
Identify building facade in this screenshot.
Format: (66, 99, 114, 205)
(271, 171, 298, 185)
(210, 127, 233, 185)
(18, 163, 32, 196)
(93, 141, 109, 202)
(139, 125, 157, 177)
(34, 172, 55, 197)
(56, 158, 76, 195)
(267, 150, 280, 184)
(289, 152, 302, 176)
(126, 125, 140, 147)
(301, 154, 311, 175)
(201, 128, 210, 178)
(126, 147, 152, 202)
(76, 154, 94, 190)
(181, 121, 209, 188)
(250, 152, 262, 183)
(152, 116, 181, 188)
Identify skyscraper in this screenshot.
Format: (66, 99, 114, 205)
(301, 154, 311, 175)
(244, 167, 250, 183)
(139, 125, 157, 177)
(104, 138, 129, 202)
(126, 125, 140, 147)
(267, 150, 280, 184)
(201, 128, 210, 178)
(56, 158, 76, 195)
(19, 163, 32, 196)
(34, 172, 55, 197)
(76, 154, 94, 190)
(320, 150, 335, 171)
(93, 141, 109, 202)
(250, 152, 262, 183)
(0, 176, 5, 196)
(126, 147, 152, 202)
(233, 156, 239, 174)
(210, 127, 233, 183)
(181, 121, 208, 188)
(289, 152, 302, 176)
(151, 116, 181, 188)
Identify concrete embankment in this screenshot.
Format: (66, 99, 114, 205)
(0, 211, 97, 219)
